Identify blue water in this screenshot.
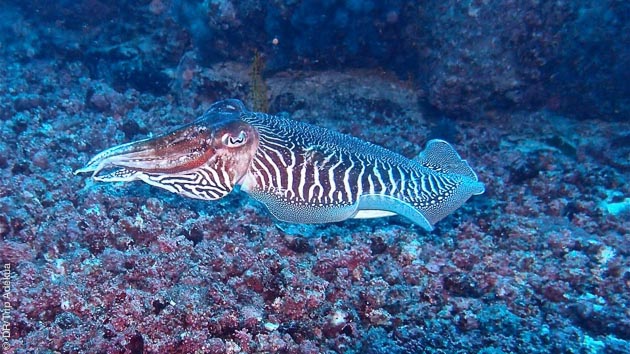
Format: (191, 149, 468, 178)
(1, 1, 629, 353)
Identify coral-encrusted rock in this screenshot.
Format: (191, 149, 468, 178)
(424, 0, 629, 120)
(1, 6, 630, 350)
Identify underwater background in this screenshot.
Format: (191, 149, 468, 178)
(1, 0, 629, 353)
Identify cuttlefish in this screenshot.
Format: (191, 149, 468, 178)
(75, 99, 484, 230)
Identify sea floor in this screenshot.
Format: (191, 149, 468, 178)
(1, 57, 629, 353)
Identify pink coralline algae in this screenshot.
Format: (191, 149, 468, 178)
(1, 57, 629, 352)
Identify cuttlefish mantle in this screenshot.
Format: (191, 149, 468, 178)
(75, 99, 485, 231)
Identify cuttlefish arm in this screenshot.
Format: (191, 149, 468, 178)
(75, 100, 259, 200)
(76, 99, 484, 230)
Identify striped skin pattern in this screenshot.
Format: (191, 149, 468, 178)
(238, 103, 484, 230)
(76, 99, 484, 230)
(79, 138, 236, 201)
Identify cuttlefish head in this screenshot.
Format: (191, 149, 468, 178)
(75, 99, 259, 200)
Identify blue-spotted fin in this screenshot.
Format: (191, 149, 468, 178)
(75, 99, 484, 231)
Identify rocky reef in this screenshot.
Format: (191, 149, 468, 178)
(1, 1, 629, 353)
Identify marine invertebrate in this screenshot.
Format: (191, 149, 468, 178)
(249, 50, 269, 113)
(75, 99, 484, 230)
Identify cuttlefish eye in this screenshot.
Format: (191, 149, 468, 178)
(221, 131, 247, 147)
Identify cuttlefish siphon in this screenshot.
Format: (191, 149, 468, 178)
(75, 99, 484, 230)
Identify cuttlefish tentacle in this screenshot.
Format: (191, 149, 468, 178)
(76, 99, 484, 230)
(75, 101, 259, 200)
